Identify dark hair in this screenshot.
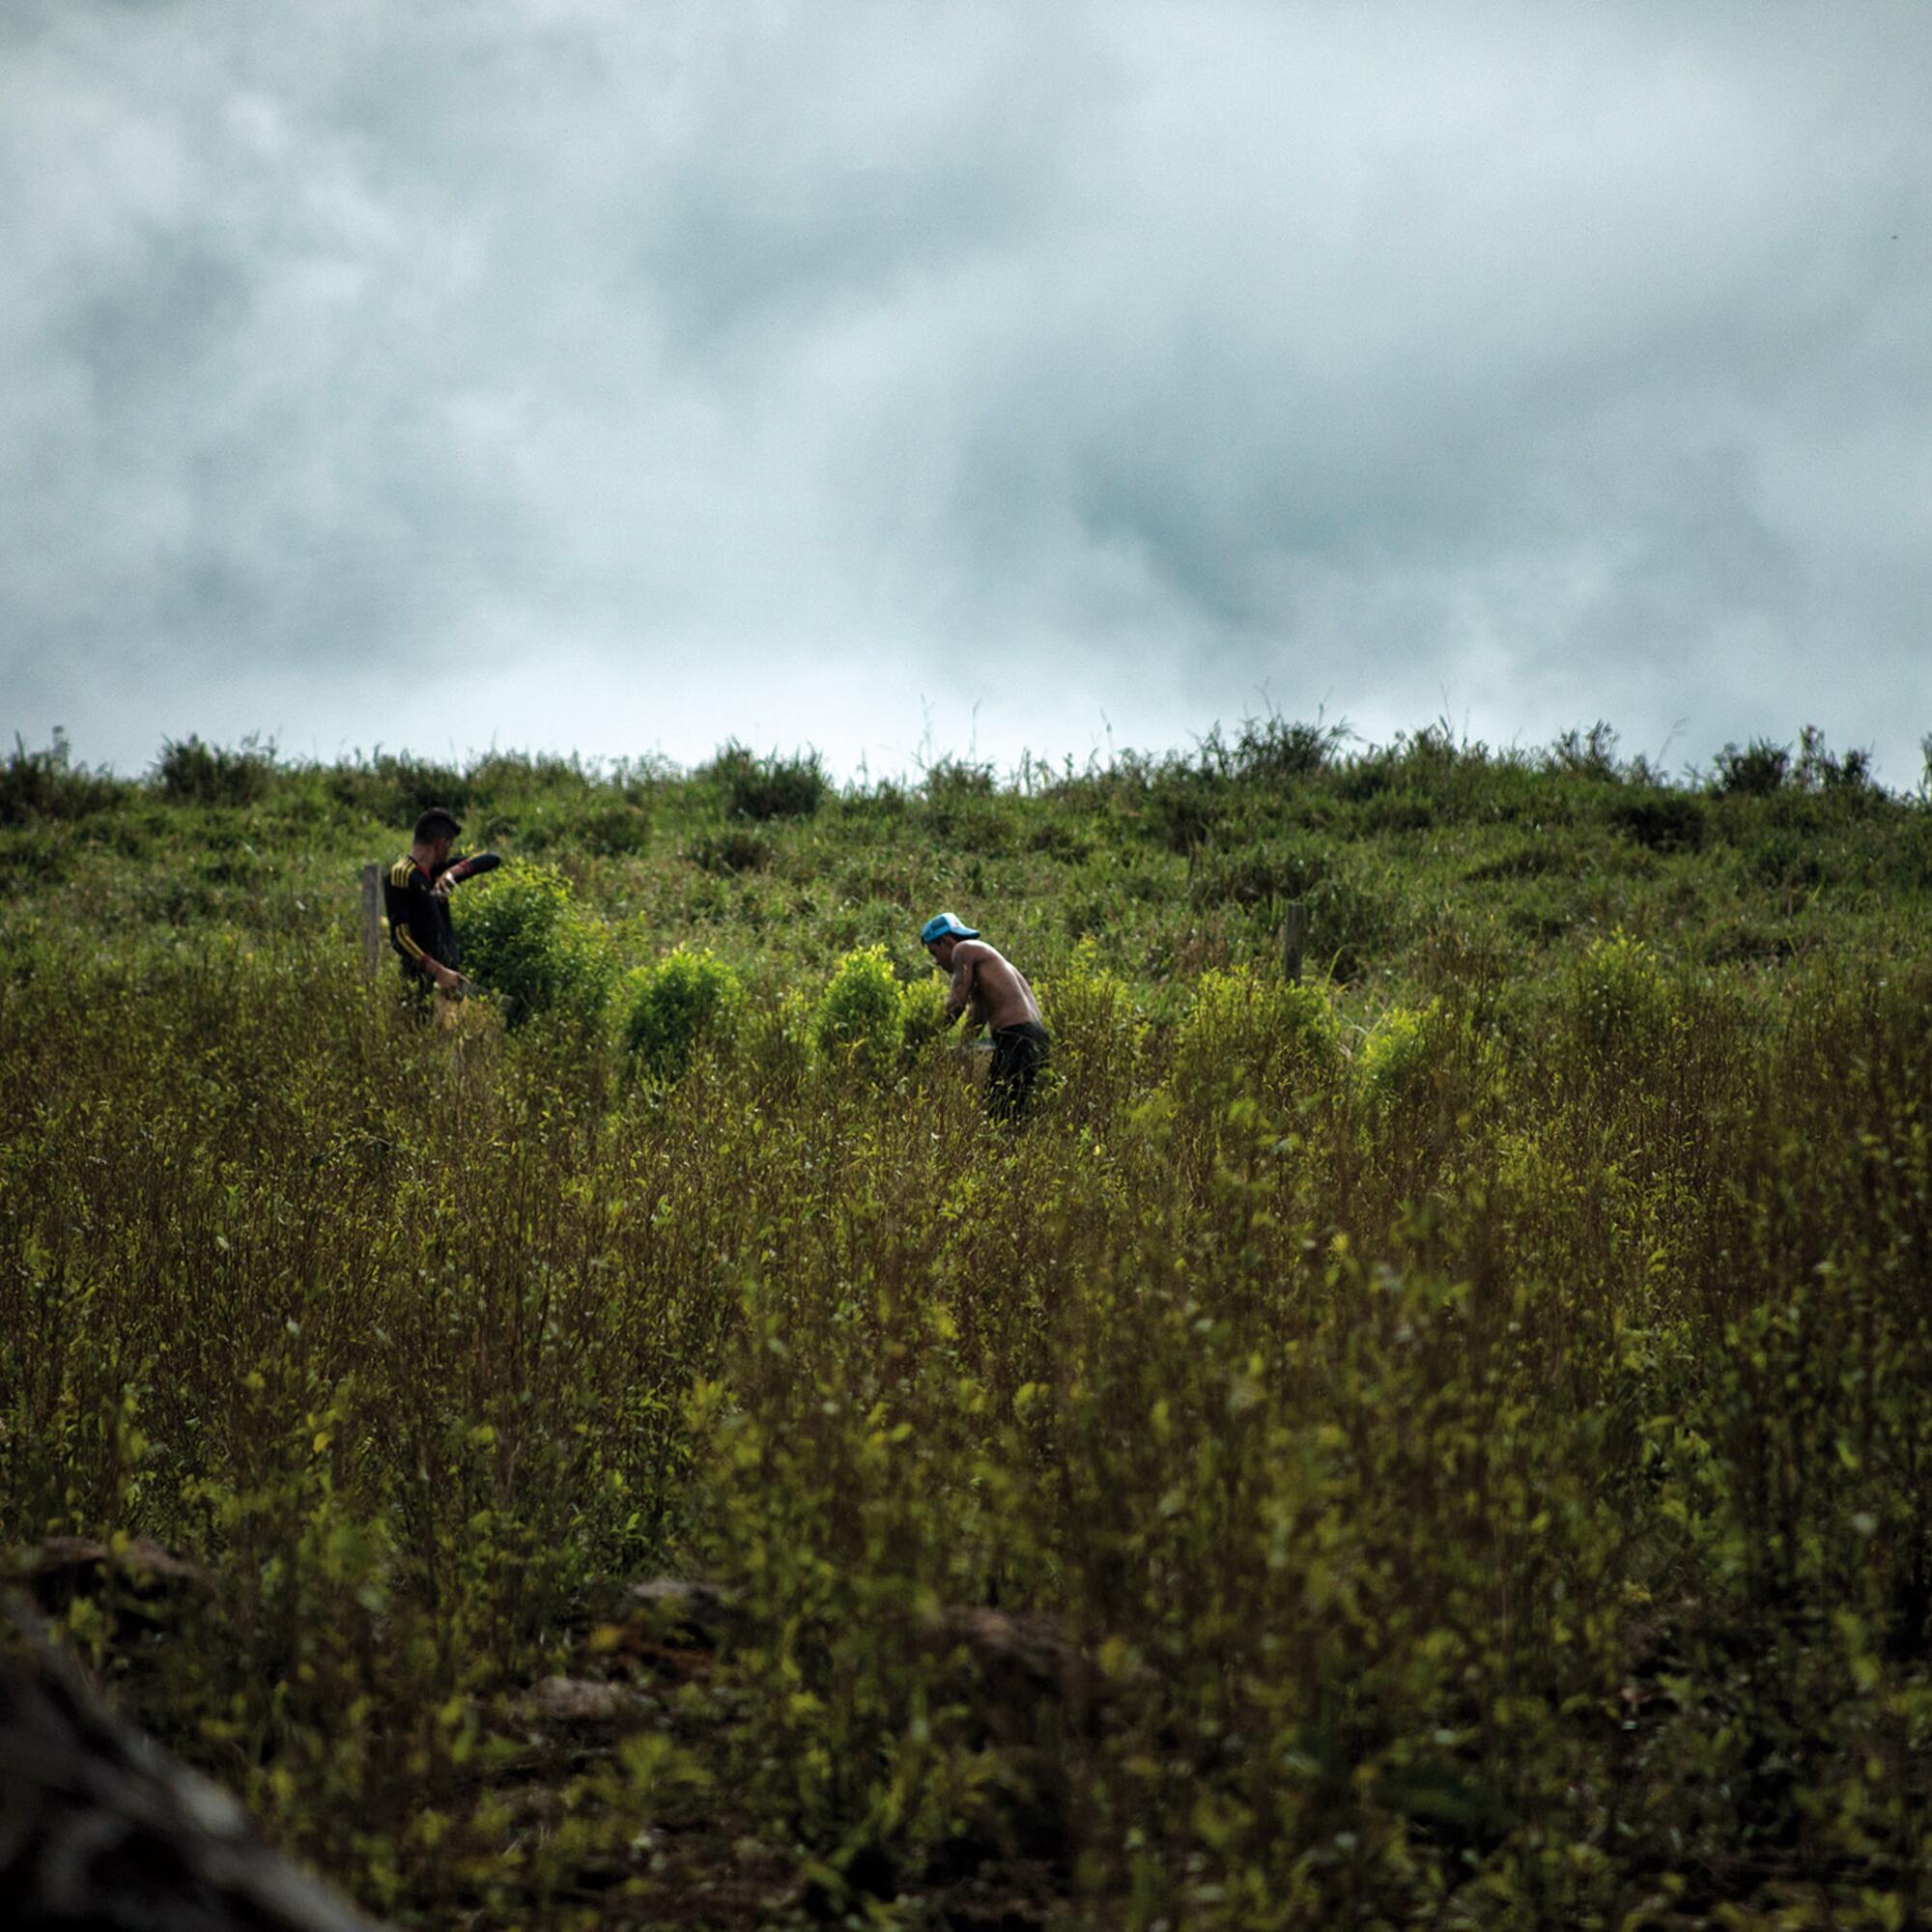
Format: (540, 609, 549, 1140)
(413, 807, 462, 842)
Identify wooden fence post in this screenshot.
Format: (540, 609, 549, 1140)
(1281, 900, 1308, 985)
(359, 865, 383, 979)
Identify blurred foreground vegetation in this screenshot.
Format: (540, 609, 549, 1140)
(3, 720, 1931, 1929)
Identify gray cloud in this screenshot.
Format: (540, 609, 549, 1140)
(3, 0, 1928, 781)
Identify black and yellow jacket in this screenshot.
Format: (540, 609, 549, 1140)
(383, 851, 501, 982)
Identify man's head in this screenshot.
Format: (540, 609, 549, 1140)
(412, 807, 462, 866)
(920, 911, 979, 969)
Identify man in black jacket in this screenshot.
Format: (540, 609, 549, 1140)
(384, 807, 501, 1000)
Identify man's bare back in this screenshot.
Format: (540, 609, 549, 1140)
(942, 938, 1041, 1034)
(921, 916, 1051, 1122)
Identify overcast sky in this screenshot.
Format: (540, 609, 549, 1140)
(4, 1, 1928, 785)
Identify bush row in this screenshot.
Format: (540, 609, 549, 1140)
(7, 720, 1920, 829)
(450, 865, 1699, 1150)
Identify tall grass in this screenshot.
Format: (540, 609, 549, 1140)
(2, 723, 1930, 1927)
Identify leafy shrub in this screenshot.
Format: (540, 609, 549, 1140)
(621, 949, 745, 1081)
(1358, 998, 1447, 1110)
(154, 734, 276, 806)
(1570, 927, 1670, 1061)
(1, 729, 125, 825)
(1331, 724, 1563, 828)
(813, 944, 904, 1070)
(705, 743, 828, 821)
(1357, 997, 1501, 1129)
(452, 861, 616, 1027)
(1039, 941, 1145, 1121)
(896, 974, 953, 1052)
(1166, 965, 1336, 1113)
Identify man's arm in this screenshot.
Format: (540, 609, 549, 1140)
(432, 850, 502, 897)
(945, 945, 984, 1028)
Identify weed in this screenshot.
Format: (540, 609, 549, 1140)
(453, 860, 616, 1027)
(812, 944, 905, 1072)
(622, 949, 745, 1082)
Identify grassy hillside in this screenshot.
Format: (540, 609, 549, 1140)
(3, 721, 1931, 1929)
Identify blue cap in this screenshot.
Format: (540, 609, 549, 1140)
(920, 912, 980, 944)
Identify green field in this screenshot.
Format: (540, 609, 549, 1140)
(4, 721, 1931, 1929)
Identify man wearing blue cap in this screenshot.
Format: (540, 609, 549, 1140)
(920, 913, 1051, 1122)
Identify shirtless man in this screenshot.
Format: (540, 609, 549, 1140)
(920, 912, 1052, 1122)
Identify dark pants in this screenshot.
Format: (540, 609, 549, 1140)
(987, 1021, 1051, 1123)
